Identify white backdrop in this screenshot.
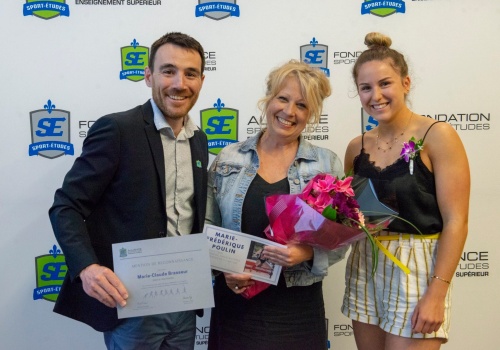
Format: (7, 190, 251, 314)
(1, 1, 498, 349)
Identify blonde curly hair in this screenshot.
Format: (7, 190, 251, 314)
(258, 60, 331, 125)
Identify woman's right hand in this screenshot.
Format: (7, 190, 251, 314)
(223, 272, 255, 294)
(262, 243, 313, 267)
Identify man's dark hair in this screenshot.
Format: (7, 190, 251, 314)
(149, 32, 205, 73)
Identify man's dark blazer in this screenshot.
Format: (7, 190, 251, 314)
(49, 100, 208, 332)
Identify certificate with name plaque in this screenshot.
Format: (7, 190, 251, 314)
(112, 233, 214, 319)
(204, 224, 284, 285)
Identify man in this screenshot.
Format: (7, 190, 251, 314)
(49, 32, 208, 349)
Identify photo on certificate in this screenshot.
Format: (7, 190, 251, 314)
(204, 224, 283, 285)
(244, 241, 276, 279)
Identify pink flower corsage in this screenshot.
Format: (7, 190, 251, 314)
(400, 137, 424, 175)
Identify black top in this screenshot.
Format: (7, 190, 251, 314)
(208, 174, 327, 350)
(353, 122, 443, 234)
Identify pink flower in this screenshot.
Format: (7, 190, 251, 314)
(400, 137, 424, 163)
(332, 176, 355, 197)
(312, 174, 336, 193)
(400, 140, 416, 162)
(303, 193, 317, 207)
(313, 192, 334, 212)
(299, 174, 361, 226)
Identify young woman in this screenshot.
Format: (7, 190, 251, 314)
(341, 32, 470, 350)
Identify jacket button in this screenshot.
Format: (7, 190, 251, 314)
(158, 231, 166, 237)
(293, 179, 300, 185)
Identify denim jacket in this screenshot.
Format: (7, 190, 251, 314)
(206, 131, 347, 287)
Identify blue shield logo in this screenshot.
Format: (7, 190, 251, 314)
(120, 39, 149, 82)
(23, 0, 70, 20)
(195, 1, 240, 20)
(200, 98, 238, 155)
(33, 245, 67, 302)
(361, 0, 406, 17)
(29, 99, 74, 159)
(300, 38, 330, 77)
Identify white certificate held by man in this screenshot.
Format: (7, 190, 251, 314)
(112, 233, 214, 319)
(204, 224, 284, 285)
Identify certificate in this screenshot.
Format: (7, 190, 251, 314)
(112, 234, 214, 319)
(204, 224, 284, 285)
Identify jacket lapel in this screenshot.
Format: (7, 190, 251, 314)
(142, 101, 167, 210)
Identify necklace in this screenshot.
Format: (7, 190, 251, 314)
(376, 112, 414, 153)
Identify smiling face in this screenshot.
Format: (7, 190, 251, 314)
(264, 75, 310, 143)
(145, 43, 204, 126)
(356, 59, 410, 123)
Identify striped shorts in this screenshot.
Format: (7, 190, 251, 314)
(341, 234, 452, 340)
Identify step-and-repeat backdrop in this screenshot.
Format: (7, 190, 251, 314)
(1, 1, 498, 348)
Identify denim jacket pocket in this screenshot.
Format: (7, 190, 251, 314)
(298, 171, 323, 189)
(213, 162, 244, 199)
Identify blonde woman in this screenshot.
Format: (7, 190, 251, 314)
(206, 60, 345, 350)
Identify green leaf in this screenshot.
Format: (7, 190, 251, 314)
(322, 205, 337, 221)
(346, 217, 378, 277)
(344, 169, 354, 179)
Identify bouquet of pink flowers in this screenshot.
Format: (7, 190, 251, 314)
(241, 173, 384, 299)
(263, 173, 368, 249)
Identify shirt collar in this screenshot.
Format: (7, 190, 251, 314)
(151, 98, 197, 138)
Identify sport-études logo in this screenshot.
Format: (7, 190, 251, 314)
(300, 37, 330, 77)
(23, 0, 70, 20)
(120, 39, 149, 82)
(33, 245, 67, 302)
(195, 1, 240, 21)
(29, 99, 74, 159)
(200, 98, 238, 155)
(361, 108, 379, 133)
(361, 0, 406, 17)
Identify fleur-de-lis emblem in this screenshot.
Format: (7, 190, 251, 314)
(44, 100, 56, 114)
(49, 244, 61, 258)
(213, 98, 225, 112)
(130, 39, 139, 49)
(310, 37, 319, 47)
